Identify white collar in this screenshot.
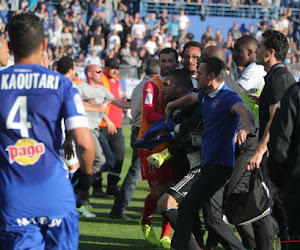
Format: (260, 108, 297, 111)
(208, 82, 225, 98)
(158, 73, 164, 82)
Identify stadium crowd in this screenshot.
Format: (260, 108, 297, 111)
(0, 0, 299, 79)
(0, 1, 300, 250)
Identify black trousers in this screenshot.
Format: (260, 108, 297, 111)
(171, 164, 241, 250)
(101, 127, 125, 184)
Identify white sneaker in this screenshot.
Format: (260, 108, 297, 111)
(77, 206, 96, 218)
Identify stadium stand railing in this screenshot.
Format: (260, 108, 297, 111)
(140, 0, 299, 19)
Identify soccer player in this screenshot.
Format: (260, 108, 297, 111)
(0, 14, 95, 249)
(56, 56, 96, 218)
(109, 59, 160, 220)
(138, 48, 178, 248)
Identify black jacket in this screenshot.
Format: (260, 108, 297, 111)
(268, 82, 300, 204)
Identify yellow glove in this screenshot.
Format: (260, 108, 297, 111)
(147, 148, 172, 168)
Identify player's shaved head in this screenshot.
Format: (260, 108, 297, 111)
(8, 13, 45, 62)
(201, 46, 226, 63)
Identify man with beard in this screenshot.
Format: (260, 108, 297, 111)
(138, 48, 179, 248)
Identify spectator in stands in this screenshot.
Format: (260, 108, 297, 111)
(201, 26, 215, 45)
(159, 9, 169, 30)
(110, 16, 124, 34)
(278, 14, 289, 33)
(178, 9, 190, 34)
(120, 13, 133, 40)
(108, 29, 121, 52)
(256, 22, 268, 41)
(120, 41, 131, 63)
(229, 21, 242, 41)
(90, 26, 105, 57)
(71, 0, 82, 15)
(257, 16, 269, 30)
(115, 1, 127, 21)
(131, 17, 146, 40)
(102, 0, 114, 24)
(145, 34, 158, 57)
(61, 27, 73, 47)
(80, 26, 91, 55)
(75, 51, 86, 67)
(138, 48, 151, 78)
(270, 17, 279, 31)
(85, 49, 102, 66)
(91, 11, 106, 33)
(146, 12, 160, 38)
(34, 2, 46, 19)
(168, 14, 179, 38)
(48, 22, 61, 49)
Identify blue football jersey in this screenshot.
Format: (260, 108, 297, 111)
(0, 64, 88, 224)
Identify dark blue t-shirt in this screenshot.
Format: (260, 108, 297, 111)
(198, 83, 242, 167)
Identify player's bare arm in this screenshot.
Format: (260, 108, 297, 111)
(70, 127, 95, 175)
(104, 114, 117, 135)
(233, 102, 255, 145)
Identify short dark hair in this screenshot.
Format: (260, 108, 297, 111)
(200, 57, 226, 83)
(182, 41, 202, 56)
(8, 13, 45, 60)
(262, 30, 289, 62)
(158, 48, 178, 62)
(234, 35, 258, 49)
(164, 69, 193, 91)
(145, 59, 160, 76)
(57, 56, 74, 75)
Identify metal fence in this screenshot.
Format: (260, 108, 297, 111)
(140, 0, 299, 19)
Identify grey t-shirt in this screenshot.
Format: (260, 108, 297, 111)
(131, 76, 151, 130)
(77, 82, 114, 130)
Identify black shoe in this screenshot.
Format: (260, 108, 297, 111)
(93, 188, 108, 198)
(106, 185, 120, 197)
(109, 211, 132, 220)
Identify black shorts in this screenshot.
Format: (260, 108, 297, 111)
(167, 166, 202, 204)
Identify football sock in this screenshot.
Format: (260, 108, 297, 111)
(142, 194, 157, 225)
(163, 208, 178, 229)
(161, 217, 172, 238)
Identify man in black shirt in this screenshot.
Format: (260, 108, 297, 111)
(247, 30, 296, 249)
(247, 29, 295, 170)
(268, 82, 300, 250)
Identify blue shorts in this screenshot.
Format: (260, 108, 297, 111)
(0, 210, 79, 250)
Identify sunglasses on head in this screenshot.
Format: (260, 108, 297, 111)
(91, 70, 102, 74)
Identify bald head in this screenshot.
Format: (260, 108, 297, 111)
(0, 37, 10, 67)
(201, 46, 226, 63)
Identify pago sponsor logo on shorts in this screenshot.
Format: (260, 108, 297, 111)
(6, 138, 45, 165)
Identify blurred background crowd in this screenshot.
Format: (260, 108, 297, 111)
(0, 0, 299, 80)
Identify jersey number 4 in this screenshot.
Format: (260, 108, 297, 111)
(6, 96, 32, 137)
